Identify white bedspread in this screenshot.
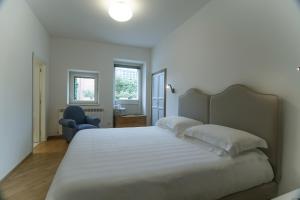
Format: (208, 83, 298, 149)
(46, 126, 274, 200)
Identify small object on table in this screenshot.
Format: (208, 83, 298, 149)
(114, 107, 127, 116)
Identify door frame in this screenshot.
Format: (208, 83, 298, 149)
(32, 54, 47, 147)
(151, 68, 167, 125)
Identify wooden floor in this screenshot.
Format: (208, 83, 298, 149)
(0, 138, 68, 200)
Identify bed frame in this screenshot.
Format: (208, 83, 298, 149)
(178, 84, 281, 200)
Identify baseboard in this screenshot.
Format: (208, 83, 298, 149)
(0, 152, 32, 183)
(47, 135, 64, 140)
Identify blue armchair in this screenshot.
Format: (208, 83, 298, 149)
(59, 106, 101, 142)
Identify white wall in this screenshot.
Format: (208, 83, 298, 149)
(0, 0, 49, 180)
(48, 38, 151, 135)
(152, 0, 300, 194)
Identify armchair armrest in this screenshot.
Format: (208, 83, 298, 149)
(86, 116, 101, 127)
(59, 119, 77, 128)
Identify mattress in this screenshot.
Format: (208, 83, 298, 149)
(46, 126, 274, 200)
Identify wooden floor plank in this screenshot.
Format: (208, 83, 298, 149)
(0, 139, 68, 200)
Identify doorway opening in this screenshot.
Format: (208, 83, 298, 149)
(32, 56, 47, 148)
(151, 69, 167, 125)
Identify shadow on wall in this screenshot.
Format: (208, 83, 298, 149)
(297, 0, 300, 8)
(0, 0, 3, 8)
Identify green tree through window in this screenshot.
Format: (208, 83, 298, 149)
(115, 67, 139, 100)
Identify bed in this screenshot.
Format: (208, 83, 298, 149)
(46, 84, 281, 200)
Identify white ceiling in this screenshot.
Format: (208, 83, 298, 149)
(26, 0, 210, 48)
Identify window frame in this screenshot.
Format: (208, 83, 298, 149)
(114, 64, 142, 105)
(68, 70, 99, 105)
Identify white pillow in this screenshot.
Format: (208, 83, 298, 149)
(185, 136, 229, 156)
(184, 124, 268, 156)
(156, 116, 203, 137)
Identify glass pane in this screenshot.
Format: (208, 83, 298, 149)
(115, 67, 139, 100)
(74, 77, 95, 101)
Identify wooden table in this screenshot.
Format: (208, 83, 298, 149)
(114, 115, 147, 128)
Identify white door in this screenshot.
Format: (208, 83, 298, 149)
(152, 70, 166, 125)
(33, 58, 47, 146)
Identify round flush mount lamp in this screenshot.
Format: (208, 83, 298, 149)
(297, 66, 300, 71)
(109, 0, 133, 22)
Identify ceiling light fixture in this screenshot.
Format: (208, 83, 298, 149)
(109, 0, 133, 22)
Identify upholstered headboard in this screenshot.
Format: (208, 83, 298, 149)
(178, 88, 210, 123)
(178, 85, 281, 182)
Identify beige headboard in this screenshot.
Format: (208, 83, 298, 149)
(178, 88, 210, 123)
(179, 85, 281, 182)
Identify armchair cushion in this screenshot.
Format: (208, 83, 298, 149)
(59, 119, 77, 128)
(86, 116, 101, 127)
(77, 124, 97, 130)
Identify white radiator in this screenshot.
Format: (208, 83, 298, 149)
(58, 107, 104, 135)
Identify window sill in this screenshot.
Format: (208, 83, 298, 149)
(68, 102, 100, 106)
(115, 100, 140, 105)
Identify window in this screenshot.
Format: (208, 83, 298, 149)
(68, 70, 99, 105)
(114, 64, 141, 103)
